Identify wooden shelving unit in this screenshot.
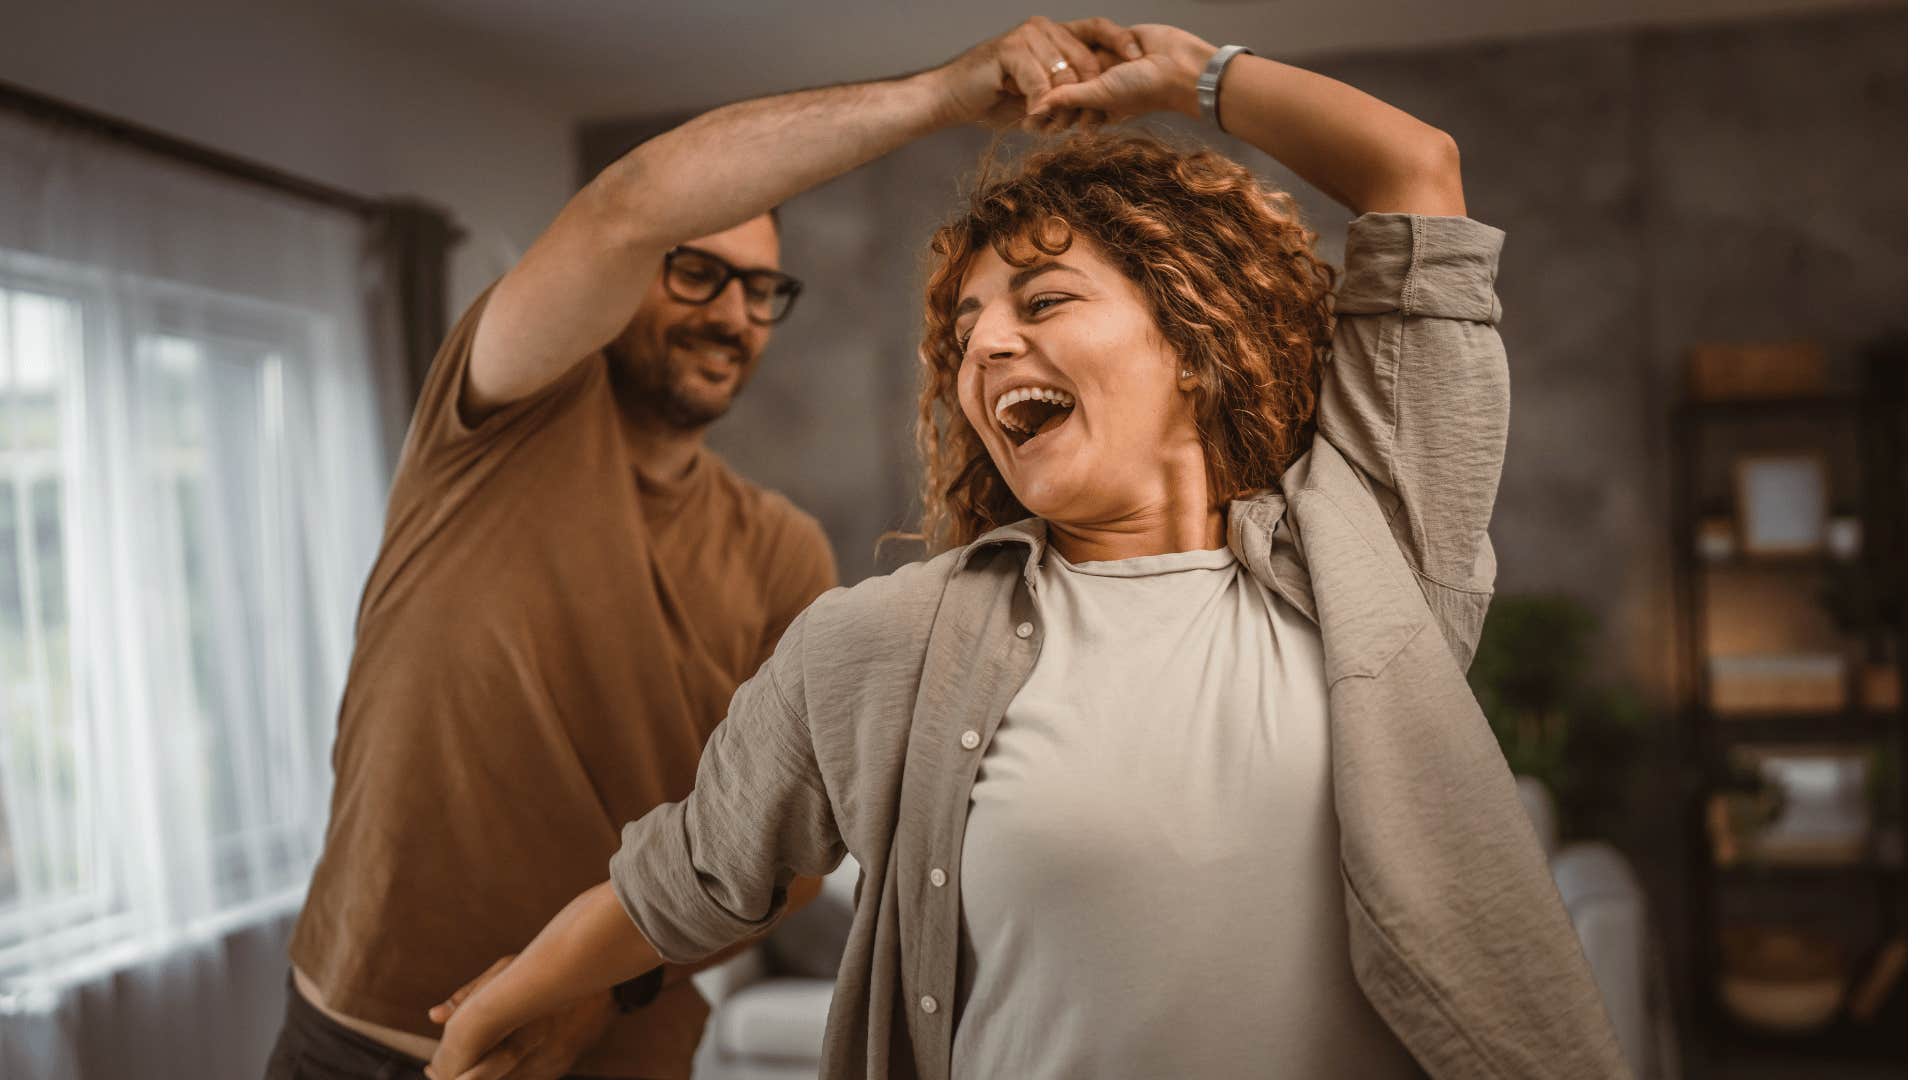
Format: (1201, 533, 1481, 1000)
(1670, 390, 1906, 1070)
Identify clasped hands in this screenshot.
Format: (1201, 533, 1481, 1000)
(935, 16, 1222, 132)
(425, 953, 612, 1080)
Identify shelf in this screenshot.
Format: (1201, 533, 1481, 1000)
(1670, 365, 1902, 1059)
(1693, 553, 1849, 571)
(1701, 1016, 1906, 1067)
(1714, 860, 1903, 884)
(1676, 395, 1863, 422)
(1703, 710, 1903, 744)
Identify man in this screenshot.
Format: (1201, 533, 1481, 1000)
(270, 199, 838, 1075)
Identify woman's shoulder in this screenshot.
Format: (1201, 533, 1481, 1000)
(763, 547, 972, 710)
(794, 546, 969, 646)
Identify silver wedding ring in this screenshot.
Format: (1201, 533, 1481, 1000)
(1048, 58, 1070, 76)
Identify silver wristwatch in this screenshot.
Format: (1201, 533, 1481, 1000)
(1197, 45, 1254, 131)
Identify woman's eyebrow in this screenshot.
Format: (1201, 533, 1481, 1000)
(1006, 261, 1077, 291)
(953, 261, 1083, 320)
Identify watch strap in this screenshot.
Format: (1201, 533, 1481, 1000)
(1197, 45, 1254, 131)
(611, 967, 665, 1014)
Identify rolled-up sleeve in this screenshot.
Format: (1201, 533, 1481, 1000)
(1318, 213, 1510, 668)
(1331, 213, 1504, 322)
(609, 607, 846, 963)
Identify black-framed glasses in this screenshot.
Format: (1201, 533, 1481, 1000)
(662, 246, 803, 325)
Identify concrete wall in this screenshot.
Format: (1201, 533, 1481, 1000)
(0, 0, 575, 312)
(632, 6, 1904, 703)
(613, 10, 1902, 1029)
(1302, 5, 1905, 702)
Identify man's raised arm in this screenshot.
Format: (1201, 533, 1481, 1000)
(464, 16, 1145, 414)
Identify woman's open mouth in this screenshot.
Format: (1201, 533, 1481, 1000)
(994, 386, 1076, 449)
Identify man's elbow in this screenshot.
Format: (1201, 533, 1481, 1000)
(577, 152, 673, 256)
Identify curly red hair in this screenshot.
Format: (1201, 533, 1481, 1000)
(913, 131, 1336, 550)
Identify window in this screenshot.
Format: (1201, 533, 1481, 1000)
(0, 277, 99, 969)
(0, 251, 382, 986)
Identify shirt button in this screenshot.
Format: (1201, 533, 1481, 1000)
(959, 730, 981, 750)
(920, 994, 939, 1014)
(930, 867, 947, 888)
(1015, 621, 1034, 639)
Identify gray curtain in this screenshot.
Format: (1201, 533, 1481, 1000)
(366, 197, 464, 467)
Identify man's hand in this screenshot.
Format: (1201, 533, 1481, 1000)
(929, 16, 1146, 130)
(1027, 23, 1219, 124)
(425, 955, 615, 1080)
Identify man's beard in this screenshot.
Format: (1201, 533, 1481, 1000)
(613, 331, 746, 430)
(650, 371, 735, 429)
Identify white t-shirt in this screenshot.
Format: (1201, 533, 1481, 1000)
(950, 546, 1420, 1079)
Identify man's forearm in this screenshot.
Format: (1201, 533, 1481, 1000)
(469, 17, 1129, 411)
(592, 16, 1146, 244)
(588, 73, 957, 252)
(467, 69, 964, 410)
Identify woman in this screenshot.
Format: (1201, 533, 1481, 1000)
(427, 20, 1625, 1080)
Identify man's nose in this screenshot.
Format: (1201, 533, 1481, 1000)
(702, 278, 753, 329)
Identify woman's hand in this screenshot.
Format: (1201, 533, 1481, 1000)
(929, 16, 1145, 130)
(1027, 23, 1220, 124)
(425, 955, 614, 1080)
(425, 983, 513, 1080)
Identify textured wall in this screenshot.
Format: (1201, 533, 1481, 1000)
(608, 6, 1903, 703)
(1302, 8, 1904, 705)
(583, 6, 1903, 1050)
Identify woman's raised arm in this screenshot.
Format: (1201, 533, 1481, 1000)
(1033, 26, 1503, 669)
(1031, 24, 1464, 217)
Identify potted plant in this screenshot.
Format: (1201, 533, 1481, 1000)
(1467, 594, 1650, 844)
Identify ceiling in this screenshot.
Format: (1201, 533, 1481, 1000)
(327, 0, 1895, 119)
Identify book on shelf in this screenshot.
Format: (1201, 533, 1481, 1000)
(1708, 654, 1847, 715)
(1847, 936, 1906, 1023)
(1688, 342, 1828, 401)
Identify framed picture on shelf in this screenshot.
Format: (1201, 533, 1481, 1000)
(1734, 454, 1828, 558)
(1727, 743, 1873, 866)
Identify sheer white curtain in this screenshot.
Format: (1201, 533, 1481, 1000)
(0, 108, 391, 1077)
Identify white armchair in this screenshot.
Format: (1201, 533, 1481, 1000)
(1514, 775, 1681, 1080)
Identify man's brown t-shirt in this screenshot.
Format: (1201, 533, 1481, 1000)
(288, 291, 838, 1077)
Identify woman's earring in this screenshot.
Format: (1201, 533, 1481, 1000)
(1180, 368, 1194, 379)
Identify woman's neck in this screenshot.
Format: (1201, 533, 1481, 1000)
(1045, 500, 1226, 564)
(1042, 440, 1227, 563)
